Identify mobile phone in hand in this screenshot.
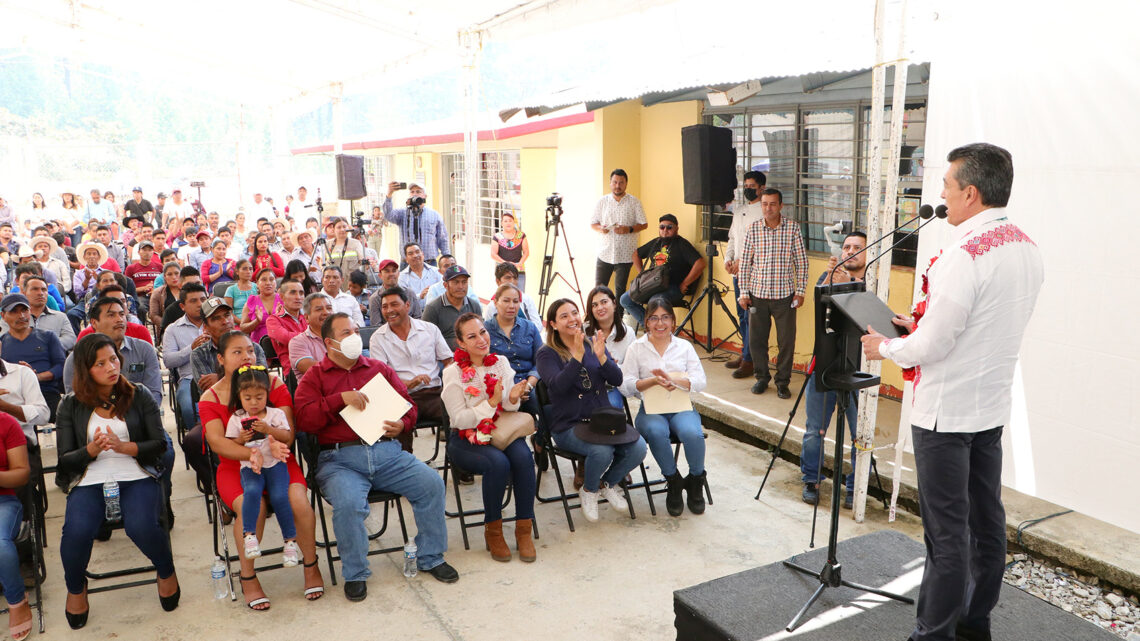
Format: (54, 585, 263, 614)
(242, 417, 266, 441)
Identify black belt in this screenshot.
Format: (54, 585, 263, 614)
(319, 437, 392, 451)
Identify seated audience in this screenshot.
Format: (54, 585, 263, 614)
(441, 312, 537, 562)
(223, 259, 256, 315)
(535, 298, 646, 522)
(368, 259, 421, 325)
(619, 296, 708, 516)
(162, 283, 209, 431)
(619, 214, 706, 326)
(266, 280, 306, 377)
(485, 283, 542, 418)
(398, 242, 441, 302)
(295, 313, 458, 601)
(481, 263, 542, 327)
(424, 253, 455, 302)
(56, 334, 179, 628)
(0, 274, 76, 351)
(199, 330, 323, 610)
(422, 265, 481, 351)
(289, 293, 333, 377)
(200, 238, 236, 292)
(347, 270, 370, 323)
(321, 266, 364, 328)
(240, 268, 281, 344)
(77, 284, 154, 345)
(0, 413, 30, 640)
(0, 294, 65, 422)
(367, 287, 453, 453)
(149, 262, 182, 332)
(284, 259, 319, 295)
(124, 240, 162, 317)
(161, 267, 201, 331)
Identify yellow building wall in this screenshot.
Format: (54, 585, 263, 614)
(637, 101, 703, 243)
(597, 100, 642, 196)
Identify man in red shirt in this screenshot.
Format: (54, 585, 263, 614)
(124, 240, 163, 316)
(294, 313, 458, 601)
(265, 280, 305, 377)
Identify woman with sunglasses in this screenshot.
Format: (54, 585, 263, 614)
(535, 298, 646, 523)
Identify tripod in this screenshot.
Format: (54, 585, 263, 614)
(537, 198, 583, 313)
(674, 213, 740, 352)
(778, 286, 912, 632)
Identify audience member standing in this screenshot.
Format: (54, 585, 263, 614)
(382, 183, 450, 266)
(736, 188, 807, 399)
(590, 169, 647, 301)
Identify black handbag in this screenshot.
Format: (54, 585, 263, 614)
(628, 239, 669, 305)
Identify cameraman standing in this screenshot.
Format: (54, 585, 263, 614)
(382, 182, 450, 268)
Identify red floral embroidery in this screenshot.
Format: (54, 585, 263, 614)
(454, 349, 502, 445)
(902, 253, 940, 382)
(961, 224, 1035, 260)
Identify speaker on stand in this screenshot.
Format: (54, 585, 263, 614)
(675, 125, 741, 353)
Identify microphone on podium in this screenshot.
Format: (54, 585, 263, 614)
(827, 204, 939, 286)
(862, 204, 948, 275)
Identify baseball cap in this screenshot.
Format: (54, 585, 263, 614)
(443, 265, 470, 282)
(132, 186, 143, 192)
(156, 192, 167, 199)
(0, 293, 30, 313)
(138, 240, 155, 250)
(196, 229, 212, 240)
(377, 259, 398, 272)
(200, 297, 233, 319)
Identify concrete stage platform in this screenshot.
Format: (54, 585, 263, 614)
(674, 530, 1116, 641)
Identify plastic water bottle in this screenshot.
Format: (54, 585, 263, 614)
(103, 479, 121, 521)
(211, 557, 228, 599)
(40, 426, 55, 450)
(403, 542, 418, 578)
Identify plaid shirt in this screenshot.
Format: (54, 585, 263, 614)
(738, 216, 808, 299)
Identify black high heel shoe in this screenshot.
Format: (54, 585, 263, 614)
(158, 575, 181, 612)
(65, 583, 89, 630)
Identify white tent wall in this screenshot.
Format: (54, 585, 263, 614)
(912, 2, 1140, 534)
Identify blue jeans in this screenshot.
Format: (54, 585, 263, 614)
(0, 495, 25, 605)
(176, 378, 198, 433)
(732, 276, 751, 363)
(619, 284, 683, 327)
(315, 440, 447, 582)
(606, 388, 623, 410)
(60, 478, 174, 594)
(66, 305, 86, 335)
(240, 463, 297, 539)
(634, 408, 705, 477)
(801, 376, 858, 492)
(447, 434, 535, 522)
(551, 428, 647, 493)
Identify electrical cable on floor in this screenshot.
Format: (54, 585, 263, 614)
(1004, 509, 1075, 568)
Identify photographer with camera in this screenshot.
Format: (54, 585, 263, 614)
(382, 182, 450, 268)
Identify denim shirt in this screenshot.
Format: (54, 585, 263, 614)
(485, 314, 543, 384)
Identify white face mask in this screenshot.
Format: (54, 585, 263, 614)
(332, 333, 363, 360)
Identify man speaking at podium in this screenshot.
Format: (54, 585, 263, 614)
(861, 143, 1044, 641)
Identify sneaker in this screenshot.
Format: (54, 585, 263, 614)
(243, 533, 262, 559)
(801, 483, 819, 506)
(282, 540, 300, 567)
(599, 483, 628, 513)
(579, 489, 600, 522)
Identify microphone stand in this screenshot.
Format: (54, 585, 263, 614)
(861, 206, 947, 276)
(827, 204, 935, 286)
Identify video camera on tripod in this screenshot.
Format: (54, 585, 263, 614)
(545, 192, 564, 223)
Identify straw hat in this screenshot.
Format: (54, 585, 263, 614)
(290, 228, 315, 247)
(30, 235, 59, 257)
(77, 241, 109, 265)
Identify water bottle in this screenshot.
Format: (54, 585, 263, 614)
(40, 426, 55, 450)
(211, 557, 228, 599)
(103, 479, 121, 521)
(403, 542, 418, 578)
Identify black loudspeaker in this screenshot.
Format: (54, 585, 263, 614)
(682, 125, 737, 206)
(335, 154, 367, 201)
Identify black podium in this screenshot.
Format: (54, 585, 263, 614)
(779, 280, 913, 631)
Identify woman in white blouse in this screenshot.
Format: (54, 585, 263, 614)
(619, 296, 708, 517)
(441, 312, 537, 563)
(584, 285, 636, 409)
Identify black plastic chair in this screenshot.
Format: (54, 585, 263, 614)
(259, 335, 283, 377)
(532, 381, 644, 532)
(299, 433, 408, 586)
(211, 281, 230, 298)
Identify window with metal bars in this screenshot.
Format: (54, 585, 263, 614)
(362, 155, 393, 213)
(705, 101, 926, 267)
(441, 151, 522, 245)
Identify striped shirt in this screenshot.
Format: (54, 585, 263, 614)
(590, 193, 646, 264)
(738, 216, 808, 299)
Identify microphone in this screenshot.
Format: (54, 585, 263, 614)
(827, 204, 935, 286)
(862, 204, 948, 276)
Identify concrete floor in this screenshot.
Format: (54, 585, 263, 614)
(30, 366, 926, 641)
